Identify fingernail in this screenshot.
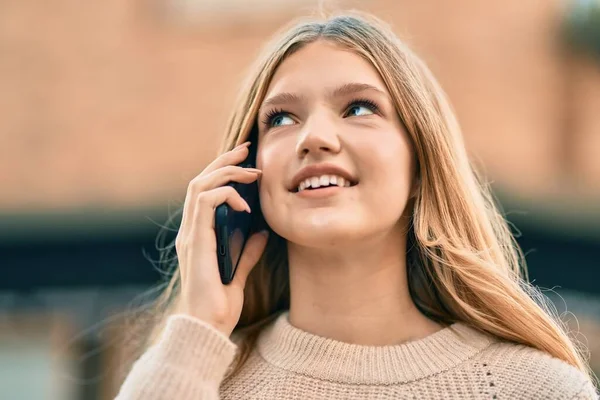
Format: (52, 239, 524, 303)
(246, 168, 262, 174)
(259, 230, 269, 238)
(234, 141, 251, 151)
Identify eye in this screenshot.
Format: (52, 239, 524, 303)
(344, 99, 379, 118)
(262, 109, 295, 129)
(347, 105, 373, 117)
(271, 114, 295, 127)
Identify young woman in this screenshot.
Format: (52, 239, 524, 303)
(116, 12, 598, 400)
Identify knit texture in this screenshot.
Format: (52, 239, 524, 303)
(116, 312, 599, 399)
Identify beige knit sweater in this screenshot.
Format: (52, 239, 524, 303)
(116, 311, 598, 399)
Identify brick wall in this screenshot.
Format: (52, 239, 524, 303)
(0, 0, 598, 211)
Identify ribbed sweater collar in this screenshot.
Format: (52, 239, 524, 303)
(256, 311, 495, 385)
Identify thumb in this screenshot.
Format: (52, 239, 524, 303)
(232, 230, 269, 287)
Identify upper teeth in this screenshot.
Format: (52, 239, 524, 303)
(297, 175, 352, 192)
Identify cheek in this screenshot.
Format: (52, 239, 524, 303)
(257, 171, 280, 233)
(367, 134, 413, 177)
(256, 142, 287, 209)
(361, 137, 414, 207)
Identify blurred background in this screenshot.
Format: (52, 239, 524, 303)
(1, 0, 599, 399)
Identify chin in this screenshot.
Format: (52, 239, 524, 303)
(278, 218, 366, 248)
(289, 231, 358, 248)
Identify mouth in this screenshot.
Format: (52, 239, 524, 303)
(290, 176, 359, 193)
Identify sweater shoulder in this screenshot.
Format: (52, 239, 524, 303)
(472, 340, 598, 399)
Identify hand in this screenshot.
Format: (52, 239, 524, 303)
(174, 142, 269, 337)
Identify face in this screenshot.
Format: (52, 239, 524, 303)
(256, 40, 416, 248)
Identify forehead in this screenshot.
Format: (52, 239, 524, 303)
(264, 40, 388, 97)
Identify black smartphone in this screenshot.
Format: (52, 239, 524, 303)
(214, 137, 261, 284)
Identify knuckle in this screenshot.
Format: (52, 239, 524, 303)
(197, 191, 211, 206)
(175, 238, 187, 254)
(187, 177, 203, 193)
(223, 186, 237, 197)
(175, 233, 184, 248)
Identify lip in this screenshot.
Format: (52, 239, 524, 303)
(289, 163, 358, 192)
(294, 185, 353, 199)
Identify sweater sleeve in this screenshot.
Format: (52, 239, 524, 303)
(572, 380, 599, 400)
(115, 314, 238, 400)
(479, 342, 599, 400)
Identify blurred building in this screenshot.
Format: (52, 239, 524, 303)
(0, 0, 599, 399)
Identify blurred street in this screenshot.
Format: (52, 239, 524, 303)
(1, 1, 599, 399)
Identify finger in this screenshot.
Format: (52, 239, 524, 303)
(194, 185, 251, 242)
(179, 185, 252, 282)
(202, 142, 252, 176)
(196, 165, 262, 193)
(231, 231, 269, 288)
(181, 141, 253, 231)
(181, 167, 260, 234)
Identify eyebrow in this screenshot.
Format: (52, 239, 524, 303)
(260, 82, 388, 112)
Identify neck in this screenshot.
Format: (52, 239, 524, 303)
(286, 228, 443, 346)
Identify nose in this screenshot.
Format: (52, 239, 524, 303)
(295, 115, 341, 158)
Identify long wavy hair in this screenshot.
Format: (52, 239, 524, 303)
(132, 11, 594, 384)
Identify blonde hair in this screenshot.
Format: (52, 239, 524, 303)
(136, 11, 595, 384)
